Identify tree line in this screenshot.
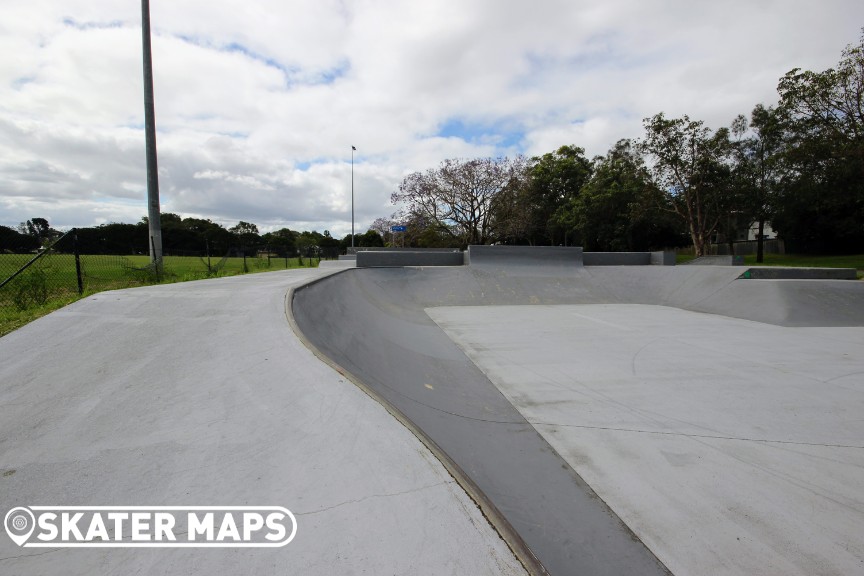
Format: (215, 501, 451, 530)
(3, 34, 861, 261)
(1, 214, 384, 257)
(385, 33, 864, 259)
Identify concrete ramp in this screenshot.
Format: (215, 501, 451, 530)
(291, 264, 864, 575)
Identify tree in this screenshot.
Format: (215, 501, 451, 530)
(75, 223, 148, 254)
(775, 31, 864, 252)
(392, 156, 528, 247)
(18, 218, 60, 246)
(262, 228, 297, 257)
(556, 140, 682, 251)
(340, 229, 384, 251)
(229, 221, 261, 250)
(730, 105, 788, 262)
(0, 225, 40, 252)
(638, 113, 734, 256)
(181, 218, 233, 253)
(296, 230, 325, 259)
(521, 145, 593, 245)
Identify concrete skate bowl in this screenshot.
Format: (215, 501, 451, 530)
(290, 251, 864, 576)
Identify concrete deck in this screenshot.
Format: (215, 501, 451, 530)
(429, 304, 864, 576)
(0, 269, 526, 575)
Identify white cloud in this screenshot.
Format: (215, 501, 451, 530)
(1, 0, 862, 236)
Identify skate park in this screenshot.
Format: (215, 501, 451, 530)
(1, 246, 863, 575)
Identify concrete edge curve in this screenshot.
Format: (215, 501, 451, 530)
(283, 272, 548, 576)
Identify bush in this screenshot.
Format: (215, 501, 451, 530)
(11, 268, 49, 310)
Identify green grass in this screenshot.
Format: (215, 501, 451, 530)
(0, 253, 320, 337)
(676, 252, 864, 278)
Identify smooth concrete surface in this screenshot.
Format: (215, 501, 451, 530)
(467, 245, 584, 267)
(0, 269, 526, 576)
(428, 304, 864, 576)
(292, 264, 864, 575)
(319, 259, 356, 269)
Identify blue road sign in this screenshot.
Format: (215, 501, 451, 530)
(391, 226, 407, 232)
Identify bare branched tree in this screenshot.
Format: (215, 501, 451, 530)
(391, 156, 527, 246)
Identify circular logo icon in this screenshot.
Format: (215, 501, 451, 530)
(4, 507, 35, 546)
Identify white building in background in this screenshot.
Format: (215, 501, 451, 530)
(747, 221, 777, 241)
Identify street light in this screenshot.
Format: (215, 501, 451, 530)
(351, 145, 356, 249)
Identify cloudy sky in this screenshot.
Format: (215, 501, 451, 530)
(1, 0, 862, 237)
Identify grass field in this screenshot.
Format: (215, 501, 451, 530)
(0, 253, 320, 337)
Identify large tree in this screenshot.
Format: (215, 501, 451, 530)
(520, 145, 592, 245)
(638, 113, 733, 256)
(730, 104, 788, 262)
(262, 228, 298, 257)
(18, 218, 60, 246)
(1, 225, 41, 252)
(775, 32, 864, 252)
(392, 156, 527, 247)
(557, 140, 682, 251)
(229, 221, 261, 250)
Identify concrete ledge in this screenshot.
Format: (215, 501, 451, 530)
(741, 267, 858, 280)
(684, 255, 746, 266)
(651, 251, 677, 266)
(468, 245, 584, 267)
(357, 251, 465, 267)
(348, 247, 461, 254)
(584, 252, 651, 266)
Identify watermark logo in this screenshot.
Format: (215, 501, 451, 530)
(4, 506, 297, 548)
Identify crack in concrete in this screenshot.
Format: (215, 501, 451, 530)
(295, 480, 453, 516)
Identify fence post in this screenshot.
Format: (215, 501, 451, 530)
(73, 229, 84, 295)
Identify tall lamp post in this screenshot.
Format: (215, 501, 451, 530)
(351, 145, 356, 249)
(142, 0, 162, 273)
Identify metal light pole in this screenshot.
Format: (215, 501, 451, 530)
(351, 145, 356, 248)
(142, 0, 162, 273)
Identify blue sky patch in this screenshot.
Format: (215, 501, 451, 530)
(436, 118, 525, 151)
(62, 17, 126, 31)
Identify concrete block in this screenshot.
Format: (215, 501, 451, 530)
(650, 251, 677, 266)
(467, 245, 584, 267)
(356, 251, 465, 267)
(583, 252, 651, 266)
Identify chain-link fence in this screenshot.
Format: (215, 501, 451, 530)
(1, 229, 336, 335)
